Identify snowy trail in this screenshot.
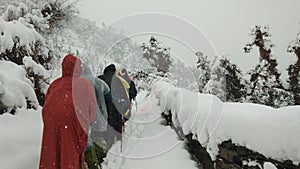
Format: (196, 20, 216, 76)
(0, 91, 198, 169)
(102, 91, 198, 169)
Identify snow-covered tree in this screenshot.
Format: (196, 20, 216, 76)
(0, 17, 50, 106)
(78, 23, 147, 75)
(1, 0, 78, 35)
(169, 58, 198, 92)
(203, 57, 227, 101)
(141, 36, 172, 73)
(287, 29, 300, 105)
(220, 56, 246, 102)
(194, 51, 211, 93)
(244, 25, 294, 108)
(0, 0, 77, 108)
(40, 0, 78, 34)
(203, 56, 245, 102)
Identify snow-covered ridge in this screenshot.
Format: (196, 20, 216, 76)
(152, 81, 300, 164)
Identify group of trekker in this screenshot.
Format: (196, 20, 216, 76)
(39, 54, 137, 169)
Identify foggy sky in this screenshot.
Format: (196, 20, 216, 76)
(79, 0, 300, 79)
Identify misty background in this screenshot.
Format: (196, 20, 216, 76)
(79, 0, 300, 80)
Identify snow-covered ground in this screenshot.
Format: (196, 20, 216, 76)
(0, 91, 198, 169)
(1, 80, 299, 169)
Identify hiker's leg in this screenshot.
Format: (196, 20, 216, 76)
(84, 145, 99, 169)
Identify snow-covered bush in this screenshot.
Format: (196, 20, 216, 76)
(23, 56, 50, 102)
(0, 15, 51, 105)
(0, 17, 51, 105)
(0, 61, 38, 114)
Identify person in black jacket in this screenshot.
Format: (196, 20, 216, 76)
(98, 64, 130, 149)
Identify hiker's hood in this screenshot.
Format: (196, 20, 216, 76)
(103, 64, 116, 75)
(62, 54, 82, 77)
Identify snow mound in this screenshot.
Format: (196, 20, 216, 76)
(152, 81, 300, 163)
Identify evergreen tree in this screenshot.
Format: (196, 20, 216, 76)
(287, 30, 300, 105)
(244, 25, 294, 108)
(141, 36, 172, 73)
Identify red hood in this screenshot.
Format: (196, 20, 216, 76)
(62, 54, 82, 77)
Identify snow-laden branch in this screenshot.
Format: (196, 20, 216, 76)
(0, 18, 44, 53)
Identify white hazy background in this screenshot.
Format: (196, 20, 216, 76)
(79, 0, 300, 79)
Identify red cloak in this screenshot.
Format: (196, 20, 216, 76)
(39, 54, 96, 169)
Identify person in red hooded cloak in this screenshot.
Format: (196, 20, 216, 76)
(39, 54, 96, 169)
